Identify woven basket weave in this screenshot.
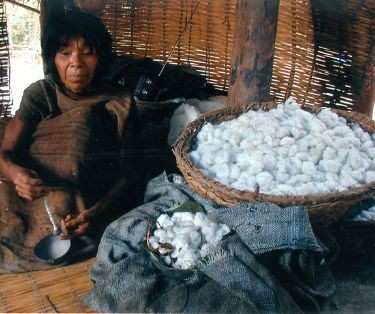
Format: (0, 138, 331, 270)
(173, 102, 375, 227)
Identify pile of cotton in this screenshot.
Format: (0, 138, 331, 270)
(168, 96, 226, 147)
(147, 211, 231, 269)
(352, 205, 375, 221)
(188, 98, 375, 196)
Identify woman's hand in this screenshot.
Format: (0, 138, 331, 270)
(60, 210, 95, 239)
(12, 166, 48, 201)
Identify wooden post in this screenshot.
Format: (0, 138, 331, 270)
(228, 0, 280, 106)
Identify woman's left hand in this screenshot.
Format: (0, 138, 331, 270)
(60, 210, 95, 239)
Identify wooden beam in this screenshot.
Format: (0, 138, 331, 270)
(228, 0, 280, 106)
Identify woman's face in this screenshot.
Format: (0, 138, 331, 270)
(54, 36, 98, 93)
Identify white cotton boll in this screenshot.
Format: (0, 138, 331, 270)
(365, 171, 375, 183)
(332, 138, 348, 150)
(219, 224, 231, 235)
(220, 128, 234, 143)
(231, 181, 250, 191)
(285, 176, 299, 186)
(277, 184, 293, 195)
(278, 146, 289, 158)
(173, 212, 195, 223)
(246, 175, 258, 191)
(294, 174, 311, 184)
(200, 149, 218, 168)
(295, 152, 310, 162)
(312, 170, 325, 182)
(351, 168, 365, 182)
(295, 182, 316, 195)
(322, 147, 337, 160)
(301, 161, 316, 175)
(315, 142, 326, 153)
(339, 174, 358, 188)
(263, 154, 277, 172)
(156, 214, 173, 228)
(308, 118, 326, 134)
(168, 103, 201, 146)
(346, 135, 361, 149)
(315, 182, 330, 194)
(317, 108, 340, 128)
(148, 236, 160, 250)
(194, 212, 210, 227)
(189, 150, 201, 165)
(319, 159, 341, 174)
(227, 132, 243, 147)
(214, 150, 233, 164)
(153, 228, 168, 241)
(196, 123, 214, 142)
(290, 127, 306, 140)
(360, 132, 371, 143)
(180, 251, 197, 269)
(166, 228, 176, 239)
(322, 130, 335, 146)
(188, 230, 202, 246)
(325, 179, 339, 192)
(256, 171, 273, 187)
(347, 148, 364, 169)
(351, 123, 364, 138)
(333, 125, 352, 137)
(236, 152, 251, 167)
(287, 162, 301, 176)
(366, 147, 375, 159)
(287, 144, 299, 157)
(335, 147, 351, 164)
(326, 172, 339, 183)
(239, 139, 253, 149)
(303, 134, 320, 147)
(211, 163, 230, 182)
(248, 157, 265, 172)
(276, 160, 288, 173)
(229, 164, 241, 180)
(308, 147, 322, 164)
(361, 140, 374, 151)
(275, 172, 289, 183)
(291, 157, 303, 170)
(276, 127, 290, 138)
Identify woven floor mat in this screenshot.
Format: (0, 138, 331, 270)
(0, 258, 95, 313)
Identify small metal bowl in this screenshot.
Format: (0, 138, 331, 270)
(34, 234, 71, 265)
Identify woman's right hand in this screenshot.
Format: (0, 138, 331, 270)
(12, 166, 48, 201)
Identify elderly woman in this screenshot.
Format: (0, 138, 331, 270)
(0, 9, 137, 272)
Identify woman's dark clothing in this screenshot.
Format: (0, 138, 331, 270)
(0, 77, 135, 272)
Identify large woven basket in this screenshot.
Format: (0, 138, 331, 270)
(173, 102, 375, 227)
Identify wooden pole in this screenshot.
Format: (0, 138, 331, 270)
(228, 0, 280, 106)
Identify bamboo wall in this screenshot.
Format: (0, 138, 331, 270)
(0, 0, 373, 116)
(96, 0, 374, 115)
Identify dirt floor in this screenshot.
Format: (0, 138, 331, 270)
(323, 224, 375, 313)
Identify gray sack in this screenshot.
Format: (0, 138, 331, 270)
(84, 172, 337, 313)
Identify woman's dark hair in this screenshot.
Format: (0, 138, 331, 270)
(41, 8, 114, 84)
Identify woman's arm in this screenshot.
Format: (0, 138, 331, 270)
(0, 116, 48, 200)
(60, 177, 129, 239)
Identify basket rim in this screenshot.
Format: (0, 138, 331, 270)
(172, 101, 375, 207)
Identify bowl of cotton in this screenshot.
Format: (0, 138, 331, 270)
(173, 99, 375, 226)
(144, 200, 231, 273)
